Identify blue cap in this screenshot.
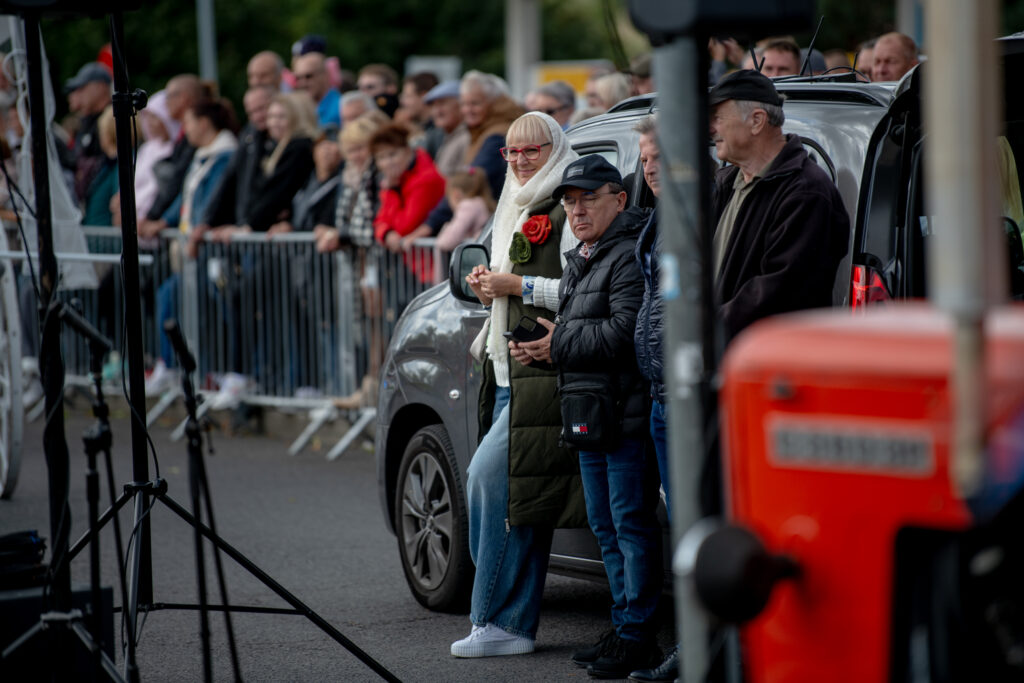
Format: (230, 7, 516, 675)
(423, 80, 460, 103)
(64, 62, 111, 94)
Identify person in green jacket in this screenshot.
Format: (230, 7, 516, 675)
(450, 111, 584, 659)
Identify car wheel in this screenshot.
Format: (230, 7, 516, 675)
(394, 424, 472, 612)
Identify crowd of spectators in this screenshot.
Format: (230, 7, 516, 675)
(0, 22, 928, 680)
(1, 27, 923, 408)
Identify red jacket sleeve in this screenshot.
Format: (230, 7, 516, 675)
(374, 149, 446, 243)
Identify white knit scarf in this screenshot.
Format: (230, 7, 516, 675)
(486, 112, 578, 375)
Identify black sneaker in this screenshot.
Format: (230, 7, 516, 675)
(572, 629, 620, 668)
(629, 644, 679, 682)
(587, 638, 662, 680)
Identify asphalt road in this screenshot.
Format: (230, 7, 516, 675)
(1, 401, 675, 682)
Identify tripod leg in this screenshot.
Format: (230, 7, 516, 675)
(196, 457, 242, 681)
(102, 448, 131, 656)
(124, 490, 147, 680)
(187, 441, 213, 683)
(157, 494, 401, 683)
(70, 619, 127, 683)
(86, 450, 103, 679)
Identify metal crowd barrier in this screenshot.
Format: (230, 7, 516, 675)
(35, 226, 446, 457)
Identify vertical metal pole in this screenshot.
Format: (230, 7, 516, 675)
(923, 0, 1000, 498)
(24, 17, 72, 679)
(505, 0, 540, 100)
(652, 36, 711, 682)
(195, 0, 219, 87)
(108, 16, 151, 678)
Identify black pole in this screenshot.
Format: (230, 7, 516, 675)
(86, 436, 103, 679)
(107, 10, 154, 647)
(23, 16, 72, 681)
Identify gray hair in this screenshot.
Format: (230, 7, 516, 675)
(536, 80, 575, 109)
(734, 99, 785, 127)
(340, 90, 378, 111)
(461, 70, 510, 101)
(633, 114, 657, 136)
(594, 72, 631, 109)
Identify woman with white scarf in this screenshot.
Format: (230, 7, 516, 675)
(451, 112, 585, 658)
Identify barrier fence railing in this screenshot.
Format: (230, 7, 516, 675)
(32, 226, 446, 456)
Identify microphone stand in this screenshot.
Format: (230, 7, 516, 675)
(60, 301, 130, 674)
(164, 319, 241, 683)
(1, 301, 126, 682)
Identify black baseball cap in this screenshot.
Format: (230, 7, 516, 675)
(552, 155, 623, 200)
(708, 69, 783, 107)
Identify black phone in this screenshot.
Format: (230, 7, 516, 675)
(502, 315, 547, 343)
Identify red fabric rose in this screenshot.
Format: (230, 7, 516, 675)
(521, 215, 552, 245)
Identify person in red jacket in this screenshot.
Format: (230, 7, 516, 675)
(371, 122, 446, 254)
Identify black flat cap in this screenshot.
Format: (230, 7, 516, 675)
(553, 155, 624, 200)
(709, 69, 783, 107)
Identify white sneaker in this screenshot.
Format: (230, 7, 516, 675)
(450, 623, 534, 658)
(208, 373, 248, 411)
(21, 356, 43, 407)
(144, 360, 177, 395)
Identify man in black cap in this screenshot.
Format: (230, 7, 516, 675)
(516, 155, 662, 679)
(65, 62, 112, 203)
(708, 69, 849, 346)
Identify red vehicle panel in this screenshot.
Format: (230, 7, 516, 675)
(719, 303, 1024, 682)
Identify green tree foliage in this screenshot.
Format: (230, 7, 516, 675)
(32, 0, 1024, 123)
(38, 0, 630, 119)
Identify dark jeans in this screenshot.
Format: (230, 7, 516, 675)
(579, 438, 662, 642)
(651, 399, 670, 517)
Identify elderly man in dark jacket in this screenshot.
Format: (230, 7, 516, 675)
(521, 155, 661, 679)
(709, 70, 849, 344)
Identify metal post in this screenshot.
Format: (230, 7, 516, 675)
(195, 0, 219, 87)
(504, 0, 540, 100)
(652, 36, 712, 682)
(108, 17, 152, 676)
(24, 10, 72, 619)
(923, 0, 1000, 498)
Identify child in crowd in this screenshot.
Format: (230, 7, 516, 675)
(434, 167, 495, 253)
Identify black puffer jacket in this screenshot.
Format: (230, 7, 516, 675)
(632, 208, 663, 401)
(551, 207, 648, 442)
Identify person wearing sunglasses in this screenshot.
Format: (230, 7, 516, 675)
(526, 80, 577, 130)
(451, 111, 583, 660)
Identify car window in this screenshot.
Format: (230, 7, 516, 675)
(573, 146, 619, 169)
(801, 138, 838, 184)
(907, 131, 1024, 300)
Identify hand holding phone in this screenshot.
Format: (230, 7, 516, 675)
(502, 315, 547, 343)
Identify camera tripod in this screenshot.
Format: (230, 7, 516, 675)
(1, 5, 401, 681)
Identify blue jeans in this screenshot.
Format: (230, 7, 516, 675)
(579, 438, 661, 642)
(156, 274, 180, 367)
(467, 385, 553, 639)
(651, 400, 670, 517)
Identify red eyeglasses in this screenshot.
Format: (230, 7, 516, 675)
(500, 142, 552, 162)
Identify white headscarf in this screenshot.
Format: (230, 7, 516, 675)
(486, 111, 578, 367)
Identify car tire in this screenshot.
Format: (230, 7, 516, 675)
(394, 424, 472, 613)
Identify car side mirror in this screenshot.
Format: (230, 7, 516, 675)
(449, 243, 490, 304)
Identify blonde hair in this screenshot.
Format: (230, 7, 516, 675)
(447, 167, 496, 212)
(97, 105, 118, 152)
(505, 114, 551, 147)
(998, 136, 1024, 230)
(337, 111, 385, 148)
(263, 92, 317, 174)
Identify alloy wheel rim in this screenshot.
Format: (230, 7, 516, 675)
(399, 449, 453, 591)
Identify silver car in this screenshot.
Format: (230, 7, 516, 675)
(374, 76, 959, 611)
